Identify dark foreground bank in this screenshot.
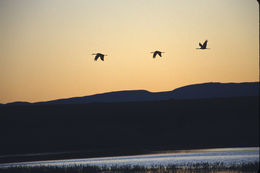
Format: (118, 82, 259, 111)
(0, 162, 259, 173)
(0, 96, 259, 163)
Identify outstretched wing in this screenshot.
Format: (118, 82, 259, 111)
(153, 52, 157, 58)
(158, 52, 162, 57)
(202, 40, 208, 48)
(94, 55, 99, 61)
(100, 55, 104, 61)
(199, 42, 203, 48)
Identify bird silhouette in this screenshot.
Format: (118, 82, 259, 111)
(197, 40, 209, 49)
(92, 53, 107, 61)
(151, 51, 165, 58)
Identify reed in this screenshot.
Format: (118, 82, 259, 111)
(0, 162, 258, 173)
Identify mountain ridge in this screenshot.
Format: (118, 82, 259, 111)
(4, 81, 259, 105)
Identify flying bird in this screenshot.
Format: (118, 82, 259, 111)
(151, 50, 165, 58)
(197, 40, 209, 49)
(92, 53, 107, 61)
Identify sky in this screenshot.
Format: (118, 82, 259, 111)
(0, 0, 259, 104)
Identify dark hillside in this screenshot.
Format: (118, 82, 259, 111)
(0, 96, 258, 163)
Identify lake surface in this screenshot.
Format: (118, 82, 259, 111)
(0, 147, 258, 168)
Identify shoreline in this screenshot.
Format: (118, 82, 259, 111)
(1, 146, 258, 164)
(0, 148, 259, 173)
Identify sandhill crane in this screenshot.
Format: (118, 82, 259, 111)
(151, 51, 165, 58)
(92, 53, 107, 61)
(197, 40, 209, 49)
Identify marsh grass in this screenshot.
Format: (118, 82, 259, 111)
(0, 162, 259, 173)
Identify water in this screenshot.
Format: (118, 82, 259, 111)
(0, 147, 258, 168)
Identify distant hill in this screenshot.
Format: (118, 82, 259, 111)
(5, 82, 259, 105)
(5, 101, 31, 106)
(171, 82, 259, 99)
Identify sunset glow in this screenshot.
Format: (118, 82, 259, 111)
(0, 0, 258, 103)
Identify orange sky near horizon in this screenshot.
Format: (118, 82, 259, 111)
(0, 0, 259, 104)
